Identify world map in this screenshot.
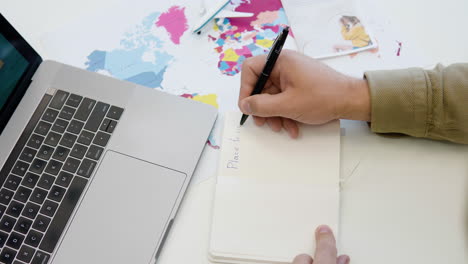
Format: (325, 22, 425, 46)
(210, 0, 290, 76)
(83, 0, 290, 148)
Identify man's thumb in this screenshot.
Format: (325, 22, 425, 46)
(239, 93, 289, 118)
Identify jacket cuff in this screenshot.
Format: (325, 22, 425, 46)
(364, 68, 430, 137)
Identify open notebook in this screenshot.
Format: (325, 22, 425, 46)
(208, 112, 341, 264)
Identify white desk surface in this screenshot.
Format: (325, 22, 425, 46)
(2, 1, 468, 263)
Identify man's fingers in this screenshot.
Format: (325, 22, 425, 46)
(314, 225, 337, 264)
(337, 255, 350, 264)
(239, 92, 290, 118)
(292, 254, 313, 264)
(282, 118, 299, 139)
(266, 117, 283, 132)
(253, 116, 266, 127)
(239, 55, 268, 105)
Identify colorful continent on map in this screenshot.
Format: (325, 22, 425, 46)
(84, 6, 188, 89)
(156, 6, 188, 45)
(209, 0, 290, 76)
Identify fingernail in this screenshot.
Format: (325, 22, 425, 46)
(338, 255, 350, 264)
(316, 225, 331, 234)
(241, 100, 252, 114)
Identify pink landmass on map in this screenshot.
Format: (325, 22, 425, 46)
(156, 6, 188, 45)
(230, 0, 283, 31)
(251, 10, 279, 27)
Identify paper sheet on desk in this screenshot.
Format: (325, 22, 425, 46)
(209, 112, 341, 264)
(281, 0, 433, 78)
(281, 0, 377, 59)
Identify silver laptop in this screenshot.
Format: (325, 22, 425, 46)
(0, 14, 217, 264)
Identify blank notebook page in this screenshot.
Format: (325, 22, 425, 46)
(209, 112, 341, 264)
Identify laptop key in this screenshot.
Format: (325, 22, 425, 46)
(53, 146, 70, 162)
(4, 174, 22, 191)
(14, 217, 33, 235)
(25, 229, 43, 248)
(0, 188, 14, 205)
(40, 176, 87, 253)
(14, 187, 32, 203)
(32, 251, 50, 264)
(86, 145, 104, 160)
(77, 159, 97, 178)
(84, 102, 110, 132)
(107, 105, 124, 120)
(66, 94, 83, 108)
(71, 144, 88, 159)
(23, 202, 40, 219)
(37, 145, 54, 160)
(55, 171, 73, 188)
(63, 157, 80, 173)
(106, 120, 118, 133)
(100, 118, 111, 131)
(27, 134, 45, 149)
(60, 133, 77, 148)
(48, 185, 66, 203)
(52, 118, 69, 134)
(37, 174, 55, 191)
(35, 121, 51, 136)
(75, 98, 96, 121)
(7, 232, 25, 249)
(0, 205, 6, 218)
(44, 132, 61, 147)
(41, 108, 59, 123)
(49, 90, 69, 110)
(17, 245, 35, 263)
(33, 215, 51, 233)
(40, 200, 58, 218)
(30, 159, 47, 174)
(6, 200, 25, 218)
(59, 106, 76, 120)
(0, 230, 7, 247)
(30, 188, 48, 205)
(0, 247, 17, 264)
(0, 215, 17, 232)
(12, 160, 29, 176)
(78, 130, 95, 146)
(93, 131, 110, 147)
(22, 172, 40, 189)
(19, 147, 37, 163)
(67, 119, 84, 134)
(45, 160, 63, 175)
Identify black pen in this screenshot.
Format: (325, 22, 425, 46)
(240, 26, 290, 126)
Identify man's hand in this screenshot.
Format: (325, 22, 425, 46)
(292, 225, 350, 264)
(238, 50, 370, 138)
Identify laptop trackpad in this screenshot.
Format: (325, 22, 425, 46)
(52, 151, 186, 264)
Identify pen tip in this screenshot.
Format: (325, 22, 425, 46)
(240, 114, 248, 126)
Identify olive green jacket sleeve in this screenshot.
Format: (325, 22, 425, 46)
(364, 63, 468, 144)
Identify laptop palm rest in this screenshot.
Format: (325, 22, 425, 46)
(52, 150, 186, 264)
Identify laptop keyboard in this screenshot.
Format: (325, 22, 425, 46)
(0, 89, 123, 264)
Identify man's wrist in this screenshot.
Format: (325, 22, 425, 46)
(340, 78, 371, 121)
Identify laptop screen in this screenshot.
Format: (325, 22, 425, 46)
(0, 33, 30, 111)
(0, 14, 42, 134)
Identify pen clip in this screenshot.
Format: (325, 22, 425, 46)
(267, 27, 288, 60)
(267, 34, 281, 60)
